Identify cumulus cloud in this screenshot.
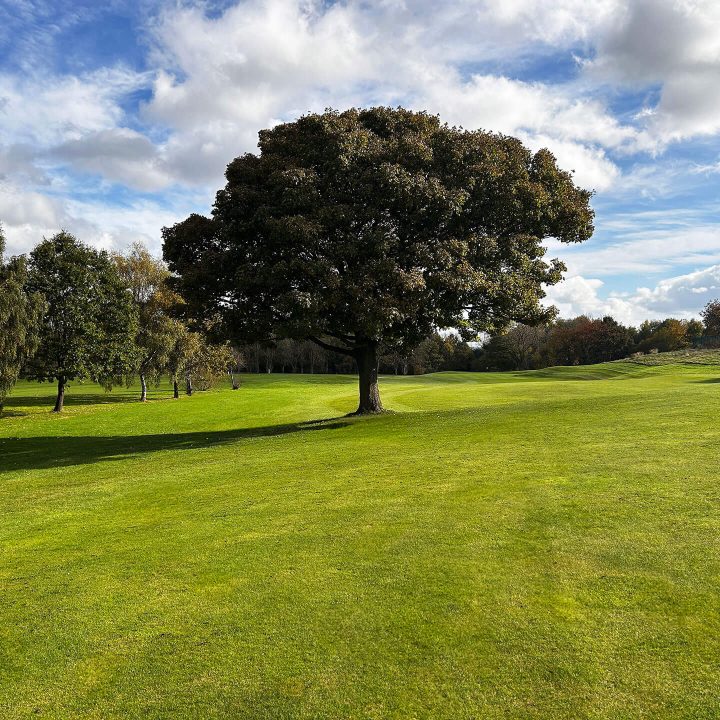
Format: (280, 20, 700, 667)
(586, 0, 720, 146)
(0, 178, 205, 258)
(546, 265, 720, 325)
(2, 0, 720, 327)
(0, 67, 144, 146)
(133, 1, 635, 190)
(52, 128, 172, 192)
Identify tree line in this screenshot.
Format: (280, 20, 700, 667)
(477, 312, 720, 372)
(3, 224, 720, 415)
(237, 309, 720, 377)
(0, 228, 233, 414)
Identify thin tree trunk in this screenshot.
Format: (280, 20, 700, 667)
(354, 343, 383, 414)
(140, 373, 147, 402)
(53, 375, 66, 413)
(185, 375, 193, 396)
(173, 379, 179, 399)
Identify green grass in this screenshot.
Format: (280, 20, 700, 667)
(2, 364, 720, 719)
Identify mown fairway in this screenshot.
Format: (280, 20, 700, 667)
(1, 363, 719, 719)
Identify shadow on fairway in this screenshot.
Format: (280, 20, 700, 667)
(3, 391, 156, 410)
(0, 419, 350, 473)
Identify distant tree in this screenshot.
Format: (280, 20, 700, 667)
(163, 107, 593, 413)
(381, 347, 409, 375)
(276, 338, 299, 372)
(702, 300, 720, 340)
(113, 243, 184, 401)
(636, 318, 690, 353)
(229, 346, 245, 388)
(185, 336, 234, 392)
(549, 316, 634, 365)
(25, 232, 138, 412)
(262, 345, 276, 374)
(0, 226, 44, 414)
(686, 319, 704, 346)
(409, 335, 446, 374)
(299, 340, 324, 373)
(500, 323, 550, 370)
(440, 334, 475, 371)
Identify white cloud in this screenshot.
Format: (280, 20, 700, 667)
(0, 179, 205, 258)
(586, 0, 720, 146)
(0, 67, 145, 146)
(546, 265, 720, 325)
(136, 1, 632, 190)
(52, 129, 172, 192)
(550, 223, 720, 276)
(544, 275, 642, 325)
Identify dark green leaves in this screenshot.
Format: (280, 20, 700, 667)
(25, 232, 138, 389)
(163, 107, 594, 352)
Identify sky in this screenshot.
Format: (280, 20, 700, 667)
(2, 0, 720, 326)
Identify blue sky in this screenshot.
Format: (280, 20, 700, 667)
(2, 0, 720, 324)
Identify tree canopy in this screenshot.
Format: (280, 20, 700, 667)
(25, 232, 138, 412)
(0, 226, 44, 414)
(113, 243, 185, 401)
(702, 299, 720, 339)
(163, 107, 594, 412)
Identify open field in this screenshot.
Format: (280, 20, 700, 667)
(2, 364, 720, 719)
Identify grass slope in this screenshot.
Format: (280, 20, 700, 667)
(622, 348, 720, 366)
(1, 364, 720, 719)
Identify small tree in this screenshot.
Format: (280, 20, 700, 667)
(113, 243, 183, 401)
(167, 329, 233, 396)
(0, 226, 45, 414)
(25, 232, 138, 412)
(192, 341, 235, 390)
(163, 108, 593, 413)
(167, 326, 198, 398)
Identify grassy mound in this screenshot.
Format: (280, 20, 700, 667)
(2, 366, 719, 718)
(622, 347, 720, 366)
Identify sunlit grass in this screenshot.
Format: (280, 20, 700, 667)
(2, 364, 720, 718)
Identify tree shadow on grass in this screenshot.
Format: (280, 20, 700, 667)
(0, 418, 350, 473)
(4, 390, 159, 409)
(693, 377, 720, 383)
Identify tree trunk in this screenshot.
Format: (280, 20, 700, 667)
(185, 375, 193, 396)
(354, 344, 383, 414)
(53, 375, 66, 413)
(173, 379, 179, 399)
(140, 373, 147, 402)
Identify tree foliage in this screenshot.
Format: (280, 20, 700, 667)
(113, 243, 185, 401)
(0, 226, 44, 414)
(702, 299, 720, 340)
(25, 232, 138, 411)
(636, 319, 693, 354)
(163, 107, 594, 412)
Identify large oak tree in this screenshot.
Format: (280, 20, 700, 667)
(163, 107, 594, 413)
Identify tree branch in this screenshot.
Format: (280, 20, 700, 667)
(308, 335, 357, 357)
